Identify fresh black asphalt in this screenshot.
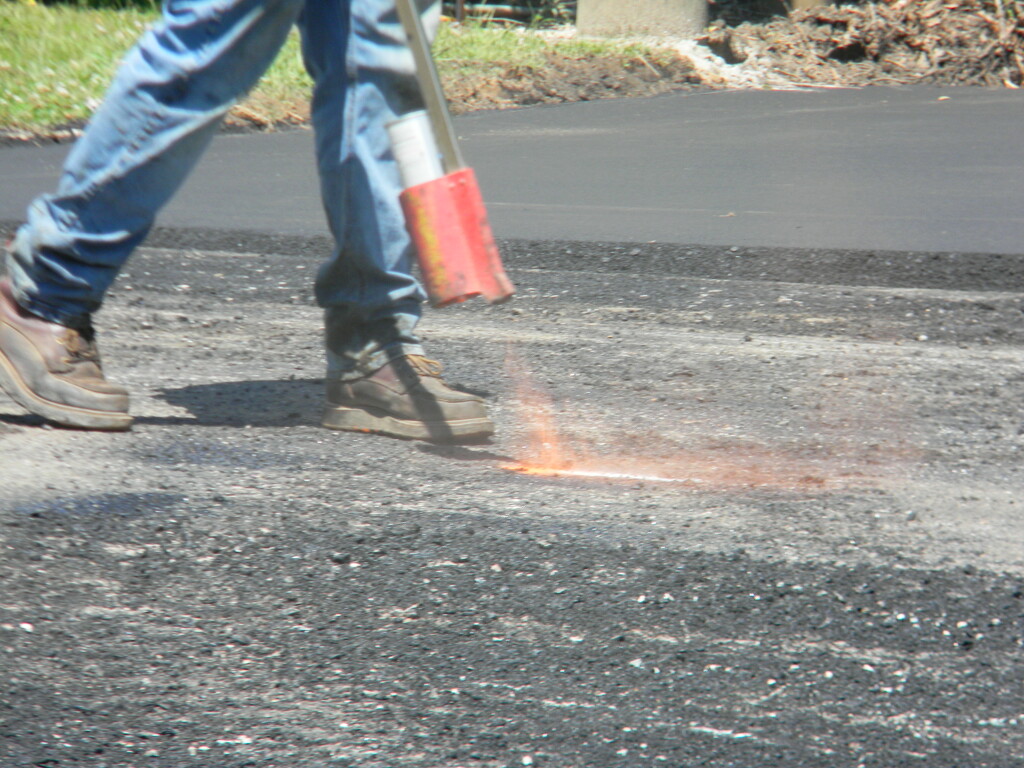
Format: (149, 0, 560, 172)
(3, 86, 1023, 256)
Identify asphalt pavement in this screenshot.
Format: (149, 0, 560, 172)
(3, 86, 1023, 255)
(3, 87, 1024, 767)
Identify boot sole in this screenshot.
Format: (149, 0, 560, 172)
(322, 403, 493, 442)
(0, 352, 133, 431)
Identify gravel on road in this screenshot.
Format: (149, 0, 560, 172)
(2, 233, 1023, 767)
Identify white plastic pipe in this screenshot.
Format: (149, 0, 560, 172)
(387, 110, 445, 189)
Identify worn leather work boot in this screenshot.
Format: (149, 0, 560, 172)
(0, 278, 132, 430)
(322, 354, 493, 442)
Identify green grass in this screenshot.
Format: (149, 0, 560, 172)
(0, 3, 155, 131)
(434, 20, 648, 66)
(0, 4, 651, 134)
(0, 2, 313, 132)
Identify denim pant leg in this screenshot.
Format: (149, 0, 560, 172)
(299, 0, 439, 377)
(6, 0, 305, 328)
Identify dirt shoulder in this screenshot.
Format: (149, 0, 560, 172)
(444, 1, 1024, 116)
(11, 2, 1020, 144)
(707, 0, 1024, 89)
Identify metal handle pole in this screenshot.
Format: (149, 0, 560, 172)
(395, 0, 465, 172)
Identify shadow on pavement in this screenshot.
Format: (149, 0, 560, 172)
(0, 411, 48, 430)
(158, 378, 323, 427)
(416, 442, 513, 462)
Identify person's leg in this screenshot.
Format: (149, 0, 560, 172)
(1, 0, 305, 428)
(299, 0, 492, 441)
(299, 0, 431, 375)
(7, 0, 306, 325)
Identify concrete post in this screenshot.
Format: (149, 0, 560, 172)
(577, 0, 708, 38)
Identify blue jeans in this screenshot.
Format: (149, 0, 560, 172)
(6, 0, 438, 376)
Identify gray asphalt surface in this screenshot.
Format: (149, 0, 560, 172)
(3, 86, 1023, 254)
(2, 88, 1024, 767)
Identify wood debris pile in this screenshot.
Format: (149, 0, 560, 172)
(722, 0, 1024, 87)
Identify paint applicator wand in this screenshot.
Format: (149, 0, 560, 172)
(389, 0, 515, 307)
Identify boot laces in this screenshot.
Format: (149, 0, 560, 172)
(59, 328, 100, 365)
(407, 355, 444, 378)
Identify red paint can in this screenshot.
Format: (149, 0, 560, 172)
(400, 167, 515, 307)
